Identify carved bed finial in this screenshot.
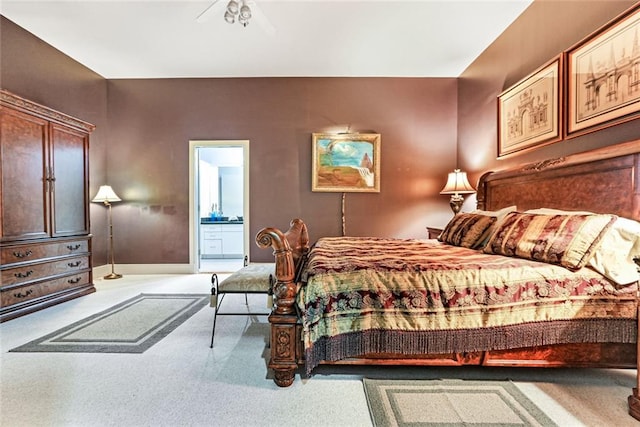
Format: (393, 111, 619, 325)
(256, 226, 298, 314)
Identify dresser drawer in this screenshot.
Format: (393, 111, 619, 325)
(203, 239, 223, 254)
(220, 223, 243, 232)
(1, 238, 89, 266)
(203, 230, 223, 240)
(1, 256, 90, 287)
(1, 272, 90, 307)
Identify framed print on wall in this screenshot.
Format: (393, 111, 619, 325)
(567, 3, 640, 137)
(497, 55, 562, 158)
(311, 133, 380, 192)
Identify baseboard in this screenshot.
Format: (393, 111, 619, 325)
(93, 264, 195, 277)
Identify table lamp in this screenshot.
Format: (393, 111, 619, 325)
(440, 169, 476, 215)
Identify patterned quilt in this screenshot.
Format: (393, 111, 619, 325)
(298, 237, 638, 373)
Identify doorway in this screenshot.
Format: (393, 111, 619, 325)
(189, 140, 249, 273)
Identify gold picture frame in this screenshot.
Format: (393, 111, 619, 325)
(497, 55, 563, 158)
(567, 3, 640, 137)
(311, 133, 380, 192)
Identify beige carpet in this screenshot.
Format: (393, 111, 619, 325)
(363, 378, 557, 427)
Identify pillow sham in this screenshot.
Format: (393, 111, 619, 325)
(524, 208, 640, 284)
(524, 208, 592, 216)
(483, 211, 616, 271)
(470, 205, 517, 247)
(588, 217, 640, 285)
(472, 205, 517, 222)
(438, 213, 497, 249)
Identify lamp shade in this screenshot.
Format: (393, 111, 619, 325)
(92, 185, 121, 203)
(440, 169, 476, 195)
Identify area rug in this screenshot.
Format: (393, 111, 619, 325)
(363, 378, 557, 427)
(10, 293, 209, 353)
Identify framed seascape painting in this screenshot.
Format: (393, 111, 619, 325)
(311, 133, 380, 192)
(567, 3, 640, 137)
(497, 55, 562, 158)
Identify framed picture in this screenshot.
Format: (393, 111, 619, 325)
(311, 133, 380, 192)
(497, 55, 562, 158)
(567, 3, 640, 137)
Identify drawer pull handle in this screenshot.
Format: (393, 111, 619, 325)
(14, 270, 33, 278)
(14, 289, 33, 298)
(67, 244, 81, 251)
(68, 277, 81, 284)
(12, 250, 33, 259)
(68, 261, 82, 268)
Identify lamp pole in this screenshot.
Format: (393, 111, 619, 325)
(103, 200, 122, 279)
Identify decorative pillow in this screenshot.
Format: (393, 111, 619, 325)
(524, 209, 640, 284)
(588, 217, 640, 285)
(473, 205, 518, 222)
(470, 205, 517, 247)
(438, 213, 497, 249)
(524, 208, 593, 216)
(483, 212, 617, 270)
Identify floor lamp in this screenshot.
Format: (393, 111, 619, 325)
(92, 185, 123, 279)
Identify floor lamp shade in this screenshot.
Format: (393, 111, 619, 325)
(92, 185, 122, 204)
(92, 185, 122, 279)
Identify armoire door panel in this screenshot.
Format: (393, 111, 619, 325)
(0, 108, 50, 241)
(50, 124, 89, 237)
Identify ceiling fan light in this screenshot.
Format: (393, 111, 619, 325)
(239, 4, 251, 20)
(227, 0, 239, 15)
(238, 16, 249, 27)
(224, 10, 235, 24)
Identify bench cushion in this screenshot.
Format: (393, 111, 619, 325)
(218, 263, 275, 293)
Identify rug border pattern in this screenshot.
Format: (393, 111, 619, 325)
(9, 293, 209, 354)
(363, 378, 558, 427)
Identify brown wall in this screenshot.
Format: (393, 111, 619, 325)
(106, 78, 458, 263)
(0, 16, 110, 263)
(458, 0, 640, 198)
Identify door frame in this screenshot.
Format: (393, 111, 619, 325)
(188, 140, 250, 273)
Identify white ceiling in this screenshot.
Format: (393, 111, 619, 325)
(0, 0, 533, 79)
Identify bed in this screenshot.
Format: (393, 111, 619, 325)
(256, 139, 640, 420)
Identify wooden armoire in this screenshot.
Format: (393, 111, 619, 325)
(0, 90, 95, 322)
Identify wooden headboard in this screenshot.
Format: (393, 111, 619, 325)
(477, 139, 640, 221)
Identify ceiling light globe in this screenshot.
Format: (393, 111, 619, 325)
(227, 0, 239, 15)
(239, 4, 251, 19)
(224, 10, 235, 24)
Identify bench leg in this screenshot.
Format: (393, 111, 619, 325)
(210, 273, 219, 348)
(210, 303, 221, 348)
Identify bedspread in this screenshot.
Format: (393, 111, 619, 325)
(298, 237, 638, 372)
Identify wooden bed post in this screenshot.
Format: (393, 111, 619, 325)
(256, 227, 297, 315)
(629, 307, 640, 420)
(256, 222, 305, 387)
(629, 257, 640, 421)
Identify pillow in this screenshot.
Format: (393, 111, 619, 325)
(471, 205, 517, 246)
(524, 208, 593, 216)
(587, 217, 640, 285)
(483, 212, 617, 270)
(438, 213, 497, 249)
(525, 208, 640, 284)
(473, 205, 518, 223)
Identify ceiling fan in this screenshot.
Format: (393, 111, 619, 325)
(196, 0, 276, 35)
